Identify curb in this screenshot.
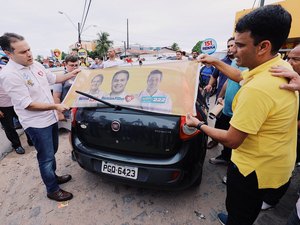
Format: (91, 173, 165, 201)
(0, 128, 24, 160)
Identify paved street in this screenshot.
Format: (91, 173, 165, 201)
(0, 128, 299, 225)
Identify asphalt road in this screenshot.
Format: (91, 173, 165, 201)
(0, 129, 299, 225)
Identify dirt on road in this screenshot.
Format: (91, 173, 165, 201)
(0, 131, 299, 225)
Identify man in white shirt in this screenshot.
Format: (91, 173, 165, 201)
(102, 70, 138, 107)
(0, 33, 80, 202)
(103, 48, 123, 68)
(138, 69, 172, 113)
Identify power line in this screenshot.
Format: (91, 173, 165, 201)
(80, 0, 92, 34)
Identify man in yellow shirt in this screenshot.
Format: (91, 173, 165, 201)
(186, 5, 297, 225)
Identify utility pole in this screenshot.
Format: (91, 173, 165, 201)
(123, 41, 127, 57)
(78, 22, 81, 44)
(127, 18, 129, 49)
(260, 0, 265, 7)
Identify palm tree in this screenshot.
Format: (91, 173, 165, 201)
(171, 42, 180, 51)
(95, 32, 113, 58)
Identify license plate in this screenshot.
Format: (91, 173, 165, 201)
(101, 161, 138, 180)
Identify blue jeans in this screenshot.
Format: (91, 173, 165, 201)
(25, 123, 59, 193)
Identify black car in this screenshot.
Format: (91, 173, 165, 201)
(71, 90, 208, 190)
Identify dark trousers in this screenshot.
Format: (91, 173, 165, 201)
(0, 106, 21, 148)
(226, 162, 290, 225)
(215, 112, 232, 161)
(286, 206, 300, 225)
(25, 123, 59, 193)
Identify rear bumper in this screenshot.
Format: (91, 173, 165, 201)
(72, 135, 205, 190)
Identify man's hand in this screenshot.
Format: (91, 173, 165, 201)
(270, 66, 300, 91)
(198, 54, 218, 65)
(55, 104, 70, 113)
(204, 84, 212, 92)
(186, 113, 201, 127)
(0, 110, 4, 118)
(69, 68, 81, 78)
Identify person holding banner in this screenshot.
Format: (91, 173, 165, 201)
(53, 55, 79, 122)
(138, 69, 172, 113)
(186, 5, 296, 225)
(0, 33, 81, 202)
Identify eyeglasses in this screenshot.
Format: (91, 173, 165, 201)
(67, 64, 79, 67)
(287, 57, 300, 62)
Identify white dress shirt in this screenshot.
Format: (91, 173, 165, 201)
(0, 60, 57, 129)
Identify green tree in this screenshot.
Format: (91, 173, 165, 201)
(61, 51, 67, 60)
(191, 41, 203, 54)
(95, 32, 113, 58)
(171, 42, 180, 51)
(36, 55, 43, 63)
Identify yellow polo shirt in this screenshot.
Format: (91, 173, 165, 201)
(230, 55, 298, 189)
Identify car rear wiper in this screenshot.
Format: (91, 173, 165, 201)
(75, 90, 172, 116)
(76, 90, 121, 110)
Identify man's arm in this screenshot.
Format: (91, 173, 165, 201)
(204, 76, 217, 92)
(26, 102, 69, 112)
(52, 91, 66, 120)
(186, 113, 248, 149)
(218, 80, 228, 99)
(55, 68, 81, 83)
(199, 54, 242, 82)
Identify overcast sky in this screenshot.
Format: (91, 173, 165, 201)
(1, 0, 279, 57)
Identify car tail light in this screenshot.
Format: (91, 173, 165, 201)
(71, 108, 78, 127)
(179, 116, 200, 141)
(171, 170, 181, 181)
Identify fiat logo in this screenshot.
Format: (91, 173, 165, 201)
(111, 120, 121, 132)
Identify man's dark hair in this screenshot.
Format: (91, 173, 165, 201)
(64, 55, 79, 63)
(112, 70, 129, 81)
(148, 69, 163, 81)
(235, 5, 291, 54)
(0, 33, 24, 52)
(227, 37, 234, 43)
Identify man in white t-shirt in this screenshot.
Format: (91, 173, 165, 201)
(138, 69, 172, 113)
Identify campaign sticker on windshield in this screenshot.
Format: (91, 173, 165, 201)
(201, 38, 217, 55)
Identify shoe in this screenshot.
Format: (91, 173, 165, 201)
(261, 201, 274, 211)
(209, 155, 229, 165)
(217, 213, 228, 225)
(207, 140, 218, 149)
(222, 176, 227, 185)
(27, 139, 34, 146)
(15, 146, 25, 154)
(47, 189, 73, 202)
(296, 162, 300, 167)
(56, 174, 72, 184)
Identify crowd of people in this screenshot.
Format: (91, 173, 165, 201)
(0, 4, 299, 225)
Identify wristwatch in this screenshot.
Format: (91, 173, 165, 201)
(196, 121, 206, 131)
